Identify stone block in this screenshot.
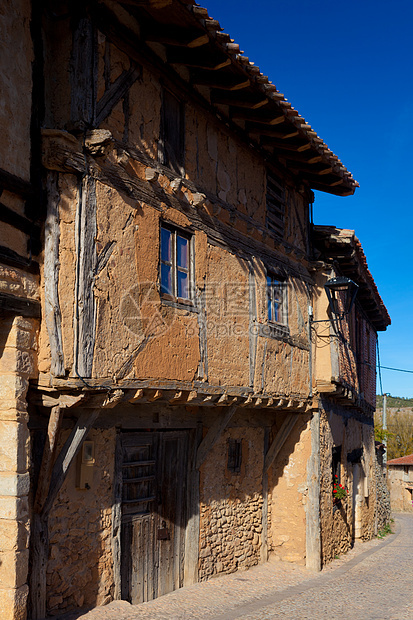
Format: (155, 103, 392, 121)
(0, 474, 30, 497)
(0, 422, 30, 473)
(0, 498, 29, 521)
(0, 375, 28, 402)
(0, 585, 29, 620)
(0, 550, 29, 588)
(0, 351, 35, 377)
(0, 520, 29, 552)
(0, 410, 28, 424)
(3, 328, 36, 352)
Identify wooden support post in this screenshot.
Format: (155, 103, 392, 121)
(248, 263, 258, 387)
(31, 391, 123, 618)
(306, 410, 321, 572)
(44, 172, 65, 376)
(74, 176, 97, 377)
(184, 422, 203, 586)
(196, 404, 238, 470)
(264, 413, 299, 473)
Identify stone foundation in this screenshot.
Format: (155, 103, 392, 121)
(0, 316, 38, 620)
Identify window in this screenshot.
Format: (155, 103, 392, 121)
(159, 88, 184, 175)
(160, 224, 192, 302)
(227, 439, 242, 473)
(332, 445, 342, 484)
(267, 274, 286, 325)
(266, 170, 285, 237)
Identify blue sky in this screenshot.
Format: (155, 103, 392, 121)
(204, 0, 413, 397)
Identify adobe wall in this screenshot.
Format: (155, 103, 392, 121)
(37, 30, 312, 399)
(387, 466, 413, 513)
(319, 403, 376, 564)
(45, 428, 116, 616)
(267, 414, 311, 564)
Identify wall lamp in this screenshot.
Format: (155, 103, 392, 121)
(324, 276, 359, 320)
(309, 276, 359, 324)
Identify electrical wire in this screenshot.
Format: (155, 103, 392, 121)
(377, 366, 413, 375)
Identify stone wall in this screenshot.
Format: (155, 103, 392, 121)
(199, 427, 264, 579)
(45, 428, 116, 616)
(0, 316, 38, 620)
(319, 404, 376, 565)
(375, 452, 391, 529)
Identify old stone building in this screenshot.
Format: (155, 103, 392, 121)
(387, 454, 413, 513)
(0, 1, 390, 619)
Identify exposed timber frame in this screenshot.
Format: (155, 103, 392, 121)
(44, 172, 64, 376)
(30, 390, 123, 619)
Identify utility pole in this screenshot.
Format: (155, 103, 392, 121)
(382, 393, 388, 467)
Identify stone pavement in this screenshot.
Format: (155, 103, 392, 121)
(55, 514, 412, 620)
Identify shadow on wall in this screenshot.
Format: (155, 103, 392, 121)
(28, 406, 308, 616)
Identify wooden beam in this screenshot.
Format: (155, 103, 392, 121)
(44, 172, 65, 377)
(74, 176, 97, 378)
(0, 202, 41, 243)
(231, 109, 285, 125)
(264, 413, 299, 473)
(191, 70, 250, 91)
(248, 128, 300, 139)
(0, 292, 41, 319)
(70, 13, 98, 130)
(168, 48, 231, 71)
(0, 166, 34, 198)
(96, 62, 141, 126)
(145, 29, 209, 49)
(42, 390, 123, 518)
(196, 404, 238, 469)
(0, 245, 39, 274)
(210, 90, 268, 109)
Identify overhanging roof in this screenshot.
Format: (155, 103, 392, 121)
(94, 0, 359, 196)
(312, 226, 390, 331)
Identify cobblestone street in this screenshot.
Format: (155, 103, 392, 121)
(54, 514, 413, 620)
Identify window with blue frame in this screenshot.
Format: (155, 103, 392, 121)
(160, 224, 192, 302)
(267, 274, 286, 325)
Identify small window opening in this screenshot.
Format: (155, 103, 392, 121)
(227, 439, 242, 473)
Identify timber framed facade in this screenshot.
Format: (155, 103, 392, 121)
(0, 1, 389, 619)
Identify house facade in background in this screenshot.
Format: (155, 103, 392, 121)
(387, 454, 413, 512)
(0, 1, 390, 619)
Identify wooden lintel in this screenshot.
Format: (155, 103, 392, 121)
(264, 413, 299, 473)
(0, 292, 41, 319)
(196, 403, 238, 469)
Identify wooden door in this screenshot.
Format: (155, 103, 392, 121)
(120, 431, 188, 604)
